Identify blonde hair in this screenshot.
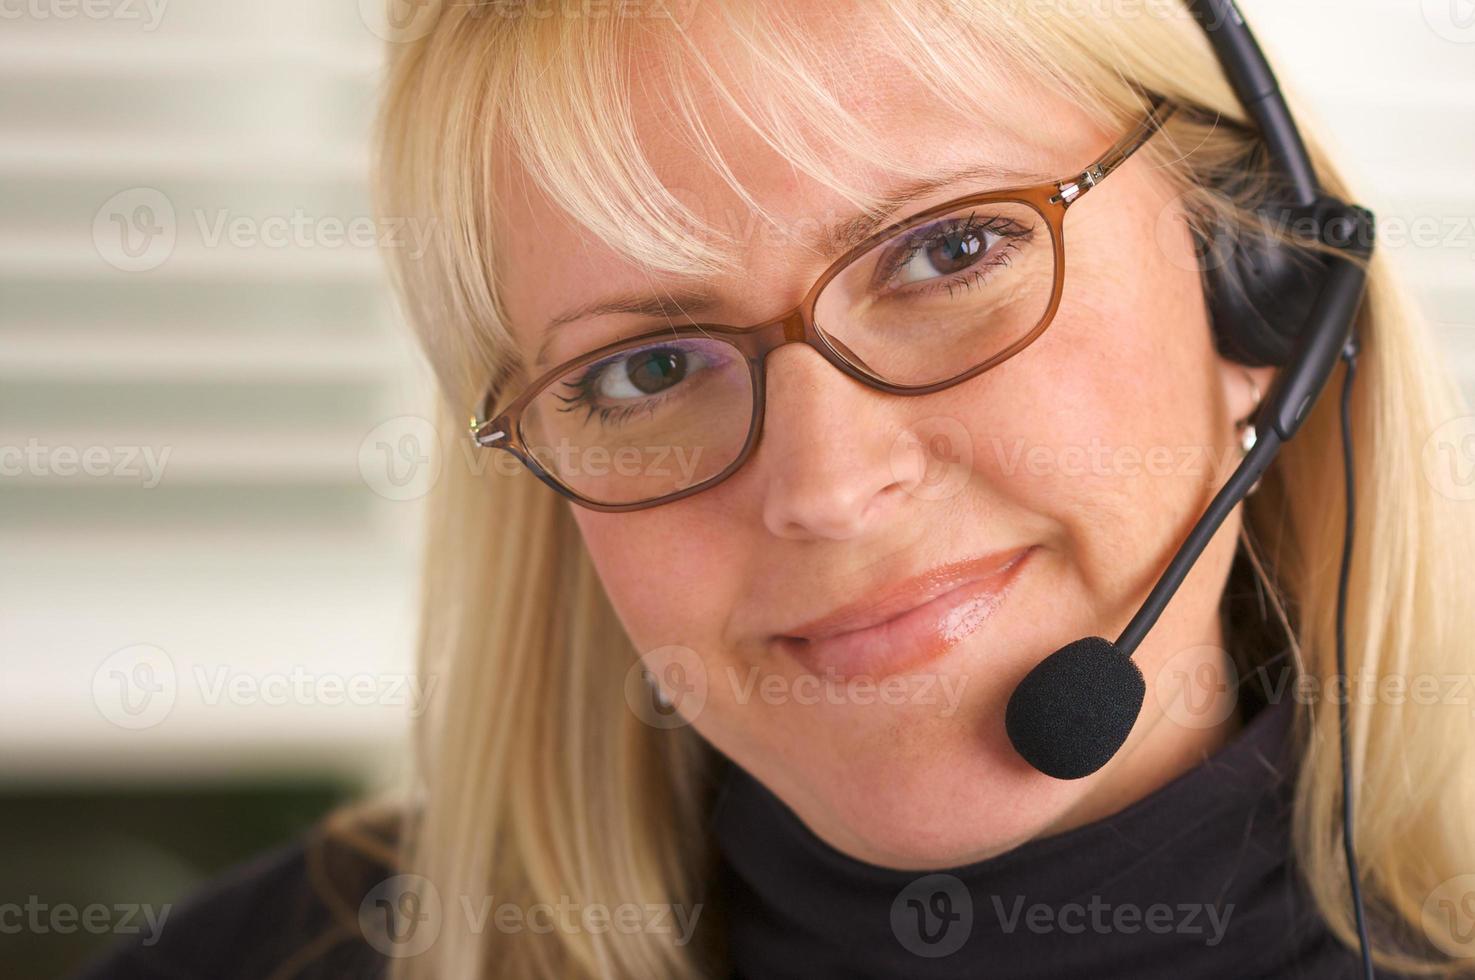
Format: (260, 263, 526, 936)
(368, 2, 1475, 976)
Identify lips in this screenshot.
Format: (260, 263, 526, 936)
(773, 546, 1034, 679)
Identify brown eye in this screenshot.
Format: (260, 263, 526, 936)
(580, 342, 712, 404)
(874, 212, 1032, 292)
(622, 348, 687, 395)
(892, 219, 999, 286)
(924, 227, 987, 276)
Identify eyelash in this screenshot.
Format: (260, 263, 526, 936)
(554, 366, 675, 428)
(876, 212, 1033, 298)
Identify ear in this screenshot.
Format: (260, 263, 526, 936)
(1216, 357, 1277, 430)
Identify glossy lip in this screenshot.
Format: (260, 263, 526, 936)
(773, 546, 1035, 679)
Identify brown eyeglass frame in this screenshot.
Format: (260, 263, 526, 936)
(469, 98, 1178, 512)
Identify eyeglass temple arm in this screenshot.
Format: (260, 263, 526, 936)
(470, 382, 510, 447)
(1049, 97, 1178, 207)
(471, 417, 507, 448)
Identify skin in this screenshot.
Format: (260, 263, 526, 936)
(492, 8, 1274, 870)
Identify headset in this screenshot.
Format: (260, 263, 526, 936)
(1001, 0, 1377, 974)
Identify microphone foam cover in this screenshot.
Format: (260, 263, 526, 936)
(1005, 636, 1146, 780)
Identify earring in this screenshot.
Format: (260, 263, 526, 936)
(1235, 369, 1264, 493)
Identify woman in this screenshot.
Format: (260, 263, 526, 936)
(82, 1, 1475, 978)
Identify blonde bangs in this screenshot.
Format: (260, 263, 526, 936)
(377, 0, 1249, 404)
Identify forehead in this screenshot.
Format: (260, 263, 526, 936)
(489, 11, 1111, 364)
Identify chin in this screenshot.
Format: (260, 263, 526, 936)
(716, 551, 1104, 869)
(771, 712, 1086, 871)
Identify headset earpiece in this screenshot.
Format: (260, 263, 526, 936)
(1195, 177, 1330, 368)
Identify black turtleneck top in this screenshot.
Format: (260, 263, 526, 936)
(78, 690, 1415, 979)
(711, 694, 1385, 979)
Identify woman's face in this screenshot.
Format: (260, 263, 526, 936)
(494, 16, 1270, 869)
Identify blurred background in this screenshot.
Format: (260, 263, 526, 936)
(0, 0, 1471, 975)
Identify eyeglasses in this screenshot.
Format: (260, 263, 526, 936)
(469, 98, 1178, 511)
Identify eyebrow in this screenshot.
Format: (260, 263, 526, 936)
(545, 291, 721, 331)
(536, 291, 722, 369)
(803, 161, 1038, 257)
(536, 160, 1040, 365)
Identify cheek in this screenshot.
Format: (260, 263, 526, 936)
(949, 203, 1222, 602)
(574, 502, 798, 767)
(572, 506, 746, 654)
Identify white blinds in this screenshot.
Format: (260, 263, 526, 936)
(0, 2, 429, 783)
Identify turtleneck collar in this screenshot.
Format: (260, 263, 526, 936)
(711, 695, 1368, 979)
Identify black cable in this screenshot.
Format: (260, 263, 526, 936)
(1336, 340, 1374, 979)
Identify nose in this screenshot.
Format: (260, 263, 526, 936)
(755, 344, 928, 541)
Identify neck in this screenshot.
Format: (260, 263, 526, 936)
(709, 693, 1360, 980)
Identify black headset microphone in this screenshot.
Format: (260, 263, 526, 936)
(1001, 0, 1378, 974)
